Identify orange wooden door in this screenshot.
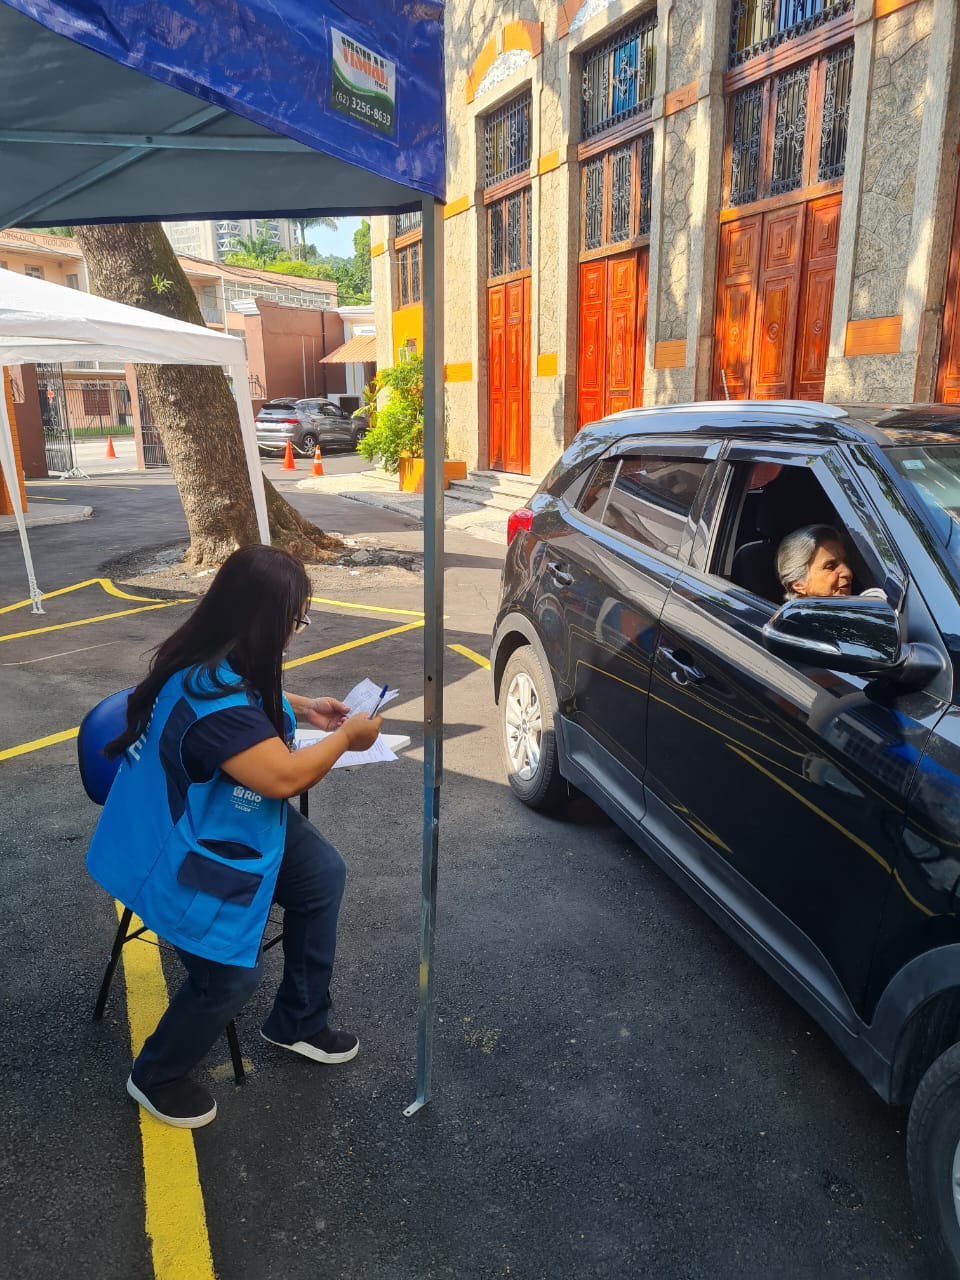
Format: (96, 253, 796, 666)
(634, 247, 649, 408)
(751, 205, 804, 399)
(713, 216, 761, 399)
(605, 252, 638, 416)
(577, 261, 606, 429)
(937, 172, 960, 403)
(794, 194, 841, 402)
(488, 278, 530, 472)
(488, 283, 507, 469)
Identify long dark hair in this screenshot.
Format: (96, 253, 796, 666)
(107, 545, 310, 757)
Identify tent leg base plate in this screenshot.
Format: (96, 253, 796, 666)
(403, 1097, 430, 1118)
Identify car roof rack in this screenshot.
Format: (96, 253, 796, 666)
(605, 400, 850, 422)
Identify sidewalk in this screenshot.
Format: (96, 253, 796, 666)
(297, 466, 541, 545)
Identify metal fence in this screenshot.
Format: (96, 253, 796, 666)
(35, 363, 78, 475)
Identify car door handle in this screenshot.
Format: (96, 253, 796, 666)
(546, 560, 574, 587)
(658, 647, 706, 686)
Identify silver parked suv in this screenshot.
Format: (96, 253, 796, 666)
(255, 397, 368, 456)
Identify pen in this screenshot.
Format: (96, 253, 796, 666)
(368, 683, 389, 719)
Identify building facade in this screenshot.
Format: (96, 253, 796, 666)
(162, 218, 298, 262)
(372, 0, 959, 478)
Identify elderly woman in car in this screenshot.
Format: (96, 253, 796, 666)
(776, 524, 887, 602)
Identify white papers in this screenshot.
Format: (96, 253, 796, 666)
(294, 729, 411, 769)
(342, 677, 400, 718)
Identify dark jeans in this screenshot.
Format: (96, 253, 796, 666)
(132, 805, 346, 1088)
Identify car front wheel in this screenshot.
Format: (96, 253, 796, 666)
(907, 1040, 960, 1278)
(353, 424, 367, 450)
(497, 646, 566, 813)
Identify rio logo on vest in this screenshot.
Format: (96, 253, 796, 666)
(231, 785, 264, 813)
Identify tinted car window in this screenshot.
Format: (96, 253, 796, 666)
(577, 458, 619, 521)
(601, 457, 709, 555)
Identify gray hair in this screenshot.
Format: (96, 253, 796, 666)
(776, 525, 843, 600)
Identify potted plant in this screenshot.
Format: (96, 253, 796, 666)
(355, 354, 466, 492)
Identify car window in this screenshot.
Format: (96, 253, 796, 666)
(320, 404, 343, 416)
(579, 455, 709, 556)
(706, 460, 882, 605)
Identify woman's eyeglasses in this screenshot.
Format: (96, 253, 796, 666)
(294, 613, 311, 634)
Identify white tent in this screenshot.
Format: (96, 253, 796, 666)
(0, 266, 269, 613)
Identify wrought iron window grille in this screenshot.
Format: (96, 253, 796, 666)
(729, 82, 763, 206)
(770, 62, 810, 196)
(582, 12, 657, 140)
(818, 42, 853, 181)
(484, 94, 532, 188)
(394, 211, 422, 237)
(729, 0, 852, 68)
(488, 191, 532, 280)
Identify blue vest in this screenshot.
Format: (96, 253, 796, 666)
(86, 664, 294, 968)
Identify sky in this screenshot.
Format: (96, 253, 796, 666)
(306, 216, 363, 260)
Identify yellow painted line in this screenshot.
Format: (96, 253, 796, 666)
(118, 905, 216, 1280)
(28, 494, 69, 502)
(0, 576, 175, 614)
(893, 868, 937, 918)
(448, 643, 490, 670)
(25, 480, 144, 490)
(0, 599, 190, 643)
(0, 726, 78, 761)
(309, 595, 425, 618)
(283, 619, 425, 670)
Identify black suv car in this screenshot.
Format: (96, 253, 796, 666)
(255, 397, 367, 456)
(491, 401, 960, 1272)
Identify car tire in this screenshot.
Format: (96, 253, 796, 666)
(907, 1041, 960, 1278)
(353, 425, 367, 450)
(299, 432, 319, 456)
(497, 646, 567, 814)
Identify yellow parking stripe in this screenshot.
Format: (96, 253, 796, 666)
(117, 906, 216, 1280)
(0, 577, 175, 614)
(309, 595, 425, 618)
(0, 600, 190, 643)
(283, 619, 425, 670)
(0, 727, 79, 761)
(448, 643, 490, 670)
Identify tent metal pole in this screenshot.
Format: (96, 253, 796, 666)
(0, 367, 44, 613)
(405, 195, 444, 1118)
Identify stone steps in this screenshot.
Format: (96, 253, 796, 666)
(446, 469, 542, 513)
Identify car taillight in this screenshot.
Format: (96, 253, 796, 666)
(507, 507, 534, 545)
(278, 418, 300, 424)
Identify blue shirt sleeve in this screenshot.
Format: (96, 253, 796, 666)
(181, 706, 280, 784)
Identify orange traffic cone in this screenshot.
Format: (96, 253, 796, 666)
(281, 440, 296, 471)
(104, 435, 117, 459)
(312, 444, 324, 477)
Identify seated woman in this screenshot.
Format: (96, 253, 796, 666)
(776, 524, 886, 601)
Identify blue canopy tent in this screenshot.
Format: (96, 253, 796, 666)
(0, 0, 446, 1115)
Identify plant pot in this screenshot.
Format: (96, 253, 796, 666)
(398, 458, 467, 493)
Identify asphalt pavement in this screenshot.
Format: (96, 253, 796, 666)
(0, 464, 927, 1279)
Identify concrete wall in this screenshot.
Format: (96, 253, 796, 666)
(240, 301, 346, 401)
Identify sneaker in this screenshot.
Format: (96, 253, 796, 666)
(260, 1025, 359, 1064)
(126, 1074, 218, 1129)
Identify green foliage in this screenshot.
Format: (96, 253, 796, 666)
(352, 381, 379, 430)
(222, 218, 371, 304)
(151, 273, 173, 295)
(357, 355, 424, 472)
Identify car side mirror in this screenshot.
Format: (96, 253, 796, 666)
(762, 596, 903, 675)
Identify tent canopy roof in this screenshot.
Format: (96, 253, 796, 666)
(0, 267, 244, 366)
(0, 0, 445, 229)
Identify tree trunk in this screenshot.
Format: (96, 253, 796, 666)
(73, 222, 342, 567)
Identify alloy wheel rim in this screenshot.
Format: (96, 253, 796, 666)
(504, 671, 542, 781)
(952, 1137, 960, 1230)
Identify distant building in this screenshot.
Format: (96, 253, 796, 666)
(162, 218, 299, 262)
(0, 228, 346, 478)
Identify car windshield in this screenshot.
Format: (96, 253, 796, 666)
(887, 445, 960, 565)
